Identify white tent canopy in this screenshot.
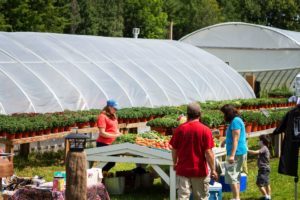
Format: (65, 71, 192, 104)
(0, 32, 254, 114)
(180, 22, 300, 91)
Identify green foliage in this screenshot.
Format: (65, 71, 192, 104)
(217, 0, 241, 21)
(2, 0, 300, 39)
(138, 131, 163, 140)
(268, 87, 293, 98)
(0, 0, 12, 31)
(123, 0, 168, 38)
(219, 0, 300, 31)
(146, 117, 179, 128)
(201, 110, 224, 127)
(97, 0, 124, 37)
(173, 0, 223, 39)
(113, 133, 137, 144)
(2, 0, 69, 32)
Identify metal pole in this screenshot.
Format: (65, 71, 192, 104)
(295, 176, 298, 200)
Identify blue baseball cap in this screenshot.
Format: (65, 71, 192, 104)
(106, 99, 120, 110)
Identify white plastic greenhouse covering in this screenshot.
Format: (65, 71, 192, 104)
(0, 32, 255, 114)
(180, 22, 300, 91)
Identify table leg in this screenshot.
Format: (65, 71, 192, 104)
(169, 166, 176, 200)
(5, 144, 14, 162)
(20, 143, 30, 158)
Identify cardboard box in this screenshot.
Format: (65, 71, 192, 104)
(87, 168, 103, 186)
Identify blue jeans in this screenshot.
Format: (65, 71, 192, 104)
(96, 142, 115, 172)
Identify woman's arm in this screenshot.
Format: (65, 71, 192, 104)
(98, 127, 121, 138)
(228, 129, 240, 163)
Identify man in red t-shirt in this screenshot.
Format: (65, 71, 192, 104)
(169, 103, 217, 200)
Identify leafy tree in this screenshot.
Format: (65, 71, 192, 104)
(217, 0, 300, 31)
(263, 0, 300, 30)
(2, 0, 68, 32)
(75, 0, 97, 35)
(97, 0, 124, 37)
(173, 0, 222, 39)
(163, 0, 181, 39)
(124, 0, 168, 39)
(70, 0, 81, 33)
(0, 0, 12, 31)
(217, 0, 242, 21)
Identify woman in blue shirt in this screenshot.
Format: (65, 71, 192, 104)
(221, 104, 247, 200)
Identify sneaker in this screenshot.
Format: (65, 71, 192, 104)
(258, 197, 269, 200)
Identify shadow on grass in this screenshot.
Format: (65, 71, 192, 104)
(14, 150, 65, 170)
(110, 184, 169, 200)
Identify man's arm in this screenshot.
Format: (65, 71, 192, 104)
(172, 149, 177, 170)
(205, 149, 218, 181)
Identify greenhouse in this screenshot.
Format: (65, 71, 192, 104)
(180, 22, 300, 92)
(0, 32, 254, 114)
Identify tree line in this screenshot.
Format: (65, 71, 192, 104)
(0, 0, 300, 40)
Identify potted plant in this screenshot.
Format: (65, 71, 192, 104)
(75, 116, 89, 129)
(4, 121, 18, 140)
(88, 115, 98, 127)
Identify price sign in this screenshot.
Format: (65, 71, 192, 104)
(260, 108, 270, 117)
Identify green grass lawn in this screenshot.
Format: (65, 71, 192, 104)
(13, 141, 300, 200)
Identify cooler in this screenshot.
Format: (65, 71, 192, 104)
(190, 182, 222, 200)
(208, 182, 222, 200)
(219, 173, 247, 192)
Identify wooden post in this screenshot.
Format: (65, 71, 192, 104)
(66, 152, 87, 200)
(273, 134, 282, 157)
(64, 139, 70, 161)
(245, 74, 256, 90)
(5, 143, 14, 162)
(169, 21, 173, 40)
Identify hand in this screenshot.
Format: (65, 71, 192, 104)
(116, 132, 123, 137)
(211, 170, 218, 181)
(220, 140, 225, 148)
(228, 155, 235, 164)
(173, 164, 177, 170)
